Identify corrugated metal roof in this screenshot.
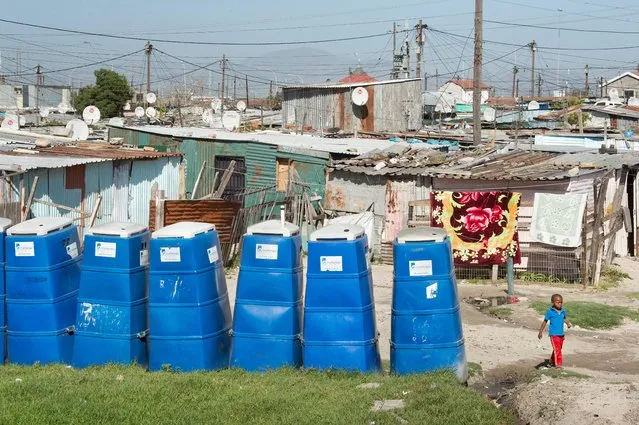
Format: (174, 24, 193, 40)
(332, 148, 634, 181)
(0, 143, 181, 172)
(584, 105, 639, 119)
(281, 78, 421, 90)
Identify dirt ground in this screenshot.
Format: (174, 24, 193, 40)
(224, 257, 639, 425)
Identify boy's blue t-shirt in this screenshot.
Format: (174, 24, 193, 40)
(544, 307, 567, 336)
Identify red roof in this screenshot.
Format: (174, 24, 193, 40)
(448, 79, 492, 90)
(339, 69, 376, 84)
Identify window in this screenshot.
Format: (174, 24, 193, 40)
(624, 90, 635, 99)
(276, 158, 292, 192)
(213, 156, 245, 200)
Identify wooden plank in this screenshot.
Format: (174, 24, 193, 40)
(89, 195, 102, 228)
(21, 176, 39, 222)
(19, 176, 25, 222)
(213, 160, 236, 199)
(590, 174, 611, 286)
(190, 161, 207, 200)
(491, 265, 499, 284)
(155, 190, 165, 231)
(604, 168, 628, 265)
(33, 199, 88, 215)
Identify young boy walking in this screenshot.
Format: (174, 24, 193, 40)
(538, 294, 572, 368)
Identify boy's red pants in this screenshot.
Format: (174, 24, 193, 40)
(549, 335, 564, 366)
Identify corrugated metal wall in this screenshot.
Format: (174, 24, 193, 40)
(282, 80, 423, 133)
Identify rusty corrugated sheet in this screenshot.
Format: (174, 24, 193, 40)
(10, 144, 182, 161)
(149, 200, 242, 244)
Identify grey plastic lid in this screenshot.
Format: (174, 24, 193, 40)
(152, 221, 215, 239)
(396, 227, 448, 244)
(310, 223, 365, 241)
(0, 218, 12, 233)
(86, 222, 147, 238)
(247, 220, 299, 237)
(8, 217, 73, 236)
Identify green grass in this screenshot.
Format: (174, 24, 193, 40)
(597, 265, 631, 291)
(531, 300, 639, 330)
(516, 271, 573, 285)
(626, 292, 639, 299)
(0, 365, 513, 425)
(488, 307, 513, 318)
(527, 368, 590, 383)
(467, 362, 483, 378)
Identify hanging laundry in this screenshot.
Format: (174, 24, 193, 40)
(530, 193, 587, 248)
(431, 191, 521, 265)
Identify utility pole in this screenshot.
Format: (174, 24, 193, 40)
(537, 73, 542, 98)
(145, 41, 153, 94)
(435, 68, 439, 88)
(415, 20, 424, 90)
(245, 75, 249, 108)
(35, 64, 43, 111)
(600, 76, 604, 98)
(530, 40, 537, 98)
(233, 75, 237, 100)
(511, 66, 519, 98)
(472, 0, 483, 145)
(393, 23, 397, 57)
(268, 80, 273, 110)
(584, 65, 590, 98)
(220, 54, 227, 118)
(516, 78, 520, 99)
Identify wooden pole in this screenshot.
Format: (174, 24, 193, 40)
(89, 195, 102, 227)
(472, 0, 483, 145)
(190, 161, 207, 200)
(155, 190, 165, 231)
(21, 176, 39, 222)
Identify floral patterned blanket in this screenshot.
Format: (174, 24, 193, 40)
(430, 191, 521, 265)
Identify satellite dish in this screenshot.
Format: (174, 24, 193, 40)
(202, 109, 213, 124)
(483, 107, 496, 122)
(528, 100, 540, 111)
(351, 87, 369, 106)
(39, 108, 50, 118)
(66, 119, 90, 141)
(58, 103, 70, 114)
(145, 106, 157, 119)
(1, 114, 19, 130)
(124, 101, 131, 111)
(609, 88, 620, 100)
(146, 92, 157, 104)
(211, 98, 222, 112)
(236, 100, 247, 112)
(628, 97, 639, 107)
(222, 111, 240, 131)
(108, 117, 125, 127)
(134, 106, 145, 118)
(82, 105, 101, 125)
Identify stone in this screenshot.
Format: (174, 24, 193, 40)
(357, 382, 382, 389)
(371, 400, 405, 412)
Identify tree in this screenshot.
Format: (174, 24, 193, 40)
(74, 69, 131, 118)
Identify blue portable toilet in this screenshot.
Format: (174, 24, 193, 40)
(72, 222, 150, 368)
(230, 219, 302, 371)
(391, 227, 467, 382)
(0, 218, 12, 363)
(148, 222, 232, 372)
(5, 217, 81, 365)
(303, 223, 381, 372)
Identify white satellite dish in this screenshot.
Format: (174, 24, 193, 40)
(483, 107, 496, 122)
(236, 100, 247, 112)
(609, 88, 620, 100)
(108, 117, 125, 127)
(628, 97, 639, 107)
(82, 105, 101, 125)
(202, 109, 213, 124)
(39, 108, 50, 118)
(57, 103, 70, 114)
(222, 111, 240, 131)
(1, 114, 19, 130)
(66, 119, 90, 141)
(351, 87, 369, 106)
(211, 98, 222, 112)
(146, 92, 157, 104)
(134, 106, 145, 118)
(527, 100, 540, 111)
(145, 106, 157, 119)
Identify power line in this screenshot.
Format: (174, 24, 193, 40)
(0, 17, 408, 46)
(485, 20, 639, 35)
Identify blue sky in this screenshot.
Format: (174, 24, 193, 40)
(1, 0, 638, 96)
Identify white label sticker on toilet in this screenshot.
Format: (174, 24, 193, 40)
(66, 242, 79, 258)
(14, 241, 34, 257)
(140, 249, 149, 266)
(409, 260, 433, 277)
(160, 247, 181, 262)
(95, 241, 116, 258)
(426, 282, 438, 299)
(207, 246, 219, 263)
(255, 244, 278, 260)
(320, 256, 343, 272)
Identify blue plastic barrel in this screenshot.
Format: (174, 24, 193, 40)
(0, 218, 12, 364)
(148, 222, 231, 372)
(5, 217, 81, 365)
(72, 222, 150, 368)
(391, 227, 467, 381)
(230, 219, 302, 371)
(303, 224, 381, 372)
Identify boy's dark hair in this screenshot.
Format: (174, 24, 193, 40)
(551, 294, 563, 302)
